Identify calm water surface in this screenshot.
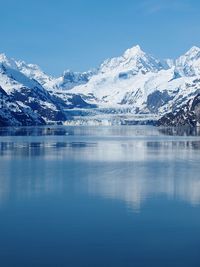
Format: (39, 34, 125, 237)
(0, 126, 200, 267)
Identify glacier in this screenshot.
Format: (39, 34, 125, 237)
(1, 45, 200, 126)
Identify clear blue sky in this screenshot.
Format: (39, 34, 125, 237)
(1, 0, 200, 76)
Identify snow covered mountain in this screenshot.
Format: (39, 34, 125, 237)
(99, 45, 164, 74)
(158, 94, 200, 127)
(1, 44, 200, 126)
(0, 54, 67, 126)
(175, 46, 200, 77)
(16, 59, 95, 91)
(70, 45, 200, 119)
(0, 54, 92, 126)
(54, 70, 95, 91)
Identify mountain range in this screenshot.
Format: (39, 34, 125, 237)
(0, 45, 200, 126)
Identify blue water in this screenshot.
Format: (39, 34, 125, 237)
(0, 126, 200, 267)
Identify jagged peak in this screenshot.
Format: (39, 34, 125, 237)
(185, 46, 200, 55)
(0, 53, 18, 69)
(0, 53, 7, 61)
(123, 45, 144, 59)
(63, 69, 75, 75)
(176, 45, 200, 63)
(178, 46, 200, 61)
(175, 46, 200, 77)
(63, 69, 94, 77)
(100, 44, 164, 74)
(17, 60, 40, 70)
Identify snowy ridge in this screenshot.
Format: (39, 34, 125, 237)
(17, 61, 56, 90)
(1, 44, 200, 126)
(100, 45, 164, 74)
(175, 46, 200, 76)
(0, 54, 89, 126)
(70, 45, 200, 119)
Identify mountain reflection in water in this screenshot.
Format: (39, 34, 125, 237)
(0, 126, 200, 212)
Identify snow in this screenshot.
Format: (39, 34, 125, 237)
(99, 45, 164, 74)
(0, 53, 18, 70)
(17, 61, 54, 87)
(1, 44, 200, 126)
(176, 46, 200, 76)
(68, 45, 200, 116)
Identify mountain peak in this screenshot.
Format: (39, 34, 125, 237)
(175, 46, 200, 76)
(100, 44, 163, 74)
(123, 45, 144, 59)
(0, 53, 10, 65)
(0, 53, 18, 69)
(0, 53, 7, 61)
(185, 46, 200, 56)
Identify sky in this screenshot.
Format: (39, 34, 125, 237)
(0, 0, 200, 76)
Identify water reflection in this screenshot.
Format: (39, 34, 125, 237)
(0, 127, 70, 136)
(86, 161, 200, 211)
(0, 126, 160, 137)
(158, 126, 200, 136)
(0, 126, 200, 212)
(0, 141, 97, 158)
(1, 125, 200, 137)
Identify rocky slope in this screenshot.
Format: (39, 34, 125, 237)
(70, 46, 200, 119)
(158, 94, 200, 127)
(1, 45, 200, 126)
(0, 54, 92, 126)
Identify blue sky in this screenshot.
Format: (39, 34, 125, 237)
(1, 0, 200, 76)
